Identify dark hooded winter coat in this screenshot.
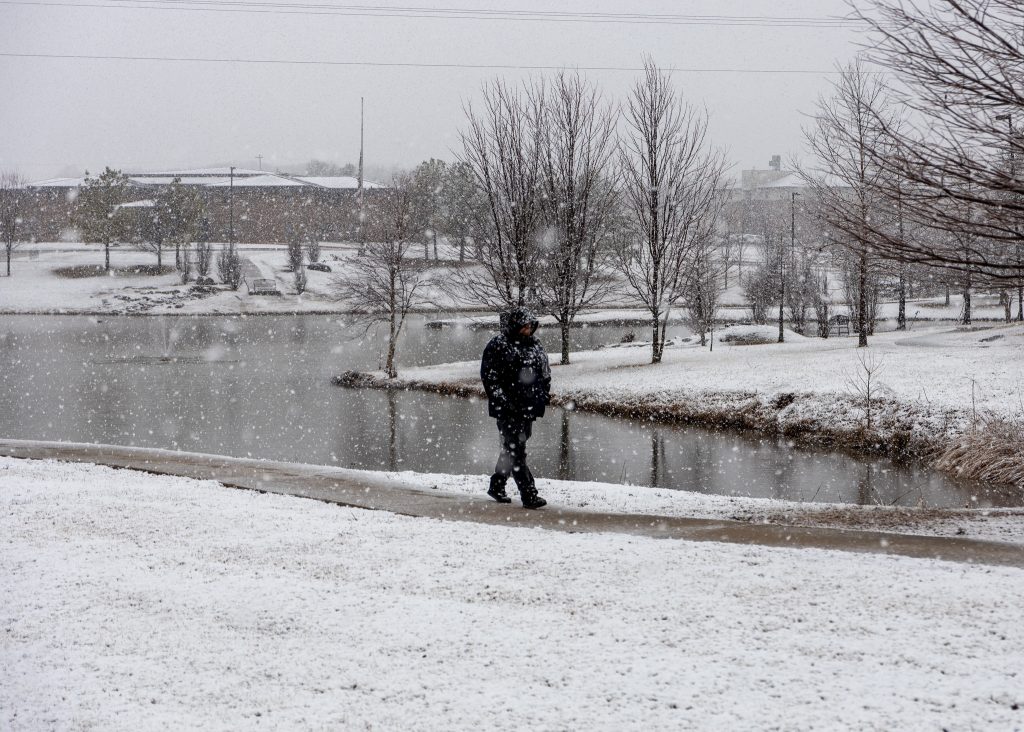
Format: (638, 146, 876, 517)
(480, 307, 552, 421)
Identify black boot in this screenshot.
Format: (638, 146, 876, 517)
(521, 494, 547, 510)
(487, 476, 512, 504)
(518, 478, 546, 510)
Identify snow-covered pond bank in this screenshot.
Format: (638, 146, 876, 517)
(340, 322, 1024, 501)
(2, 457, 1022, 731)
(0, 314, 1008, 508)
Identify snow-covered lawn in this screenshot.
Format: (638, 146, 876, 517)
(2, 457, 1023, 730)
(384, 323, 1024, 445)
(2, 242, 1013, 321)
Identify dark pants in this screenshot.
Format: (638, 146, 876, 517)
(491, 418, 537, 499)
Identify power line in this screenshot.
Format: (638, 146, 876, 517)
(1, 0, 859, 27)
(0, 52, 855, 74)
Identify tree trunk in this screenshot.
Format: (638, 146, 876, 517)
(857, 251, 868, 348)
(386, 303, 398, 378)
(175, 240, 181, 270)
(104, 239, 110, 272)
(650, 310, 661, 364)
(157, 243, 162, 269)
(560, 317, 571, 366)
(962, 271, 972, 325)
(5, 246, 10, 276)
(778, 248, 785, 343)
(1017, 284, 1023, 321)
(386, 330, 398, 378)
(897, 269, 906, 330)
(432, 231, 438, 261)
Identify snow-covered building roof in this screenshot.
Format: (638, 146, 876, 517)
(116, 199, 155, 209)
(28, 169, 389, 190)
(28, 177, 89, 188)
(297, 176, 386, 189)
(761, 173, 805, 189)
(204, 173, 307, 188)
(142, 167, 266, 177)
(129, 176, 231, 186)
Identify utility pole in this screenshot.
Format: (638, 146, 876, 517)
(780, 191, 800, 343)
(229, 165, 235, 254)
(256, 154, 263, 171)
(357, 97, 365, 253)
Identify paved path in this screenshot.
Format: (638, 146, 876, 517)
(2, 439, 1021, 568)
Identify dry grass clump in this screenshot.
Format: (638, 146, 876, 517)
(935, 418, 1024, 489)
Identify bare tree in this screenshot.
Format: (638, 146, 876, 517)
(802, 60, 897, 347)
(288, 232, 306, 294)
(0, 172, 26, 276)
(458, 79, 545, 309)
(682, 240, 720, 346)
(850, 0, 1024, 283)
(615, 61, 726, 364)
(76, 167, 133, 272)
(534, 72, 618, 364)
(332, 173, 430, 378)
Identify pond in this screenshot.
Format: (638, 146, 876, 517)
(0, 313, 1014, 508)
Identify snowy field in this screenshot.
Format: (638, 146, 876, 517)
(0, 242, 1012, 321)
(2, 456, 1023, 731)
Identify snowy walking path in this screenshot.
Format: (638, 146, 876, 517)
(2, 455, 1023, 730)
(1, 439, 1021, 566)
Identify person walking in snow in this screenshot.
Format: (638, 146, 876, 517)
(480, 307, 551, 509)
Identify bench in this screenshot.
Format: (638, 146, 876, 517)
(246, 278, 281, 296)
(828, 314, 851, 337)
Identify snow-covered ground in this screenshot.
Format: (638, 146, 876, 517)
(3, 457, 1023, 731)
(1, 242, 1013, 321)
(373, 322, 1024, 424)
(373, 468, 1024, 544)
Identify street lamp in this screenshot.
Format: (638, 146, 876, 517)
(779, 190, 800, 343)
(228, 166, 235, 255)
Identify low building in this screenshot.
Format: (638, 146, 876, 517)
(24, 167, 386, 243)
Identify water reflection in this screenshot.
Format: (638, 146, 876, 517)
(0, 314, 1014, 508)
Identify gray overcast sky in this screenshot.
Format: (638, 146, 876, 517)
(1, 0, 863, 181)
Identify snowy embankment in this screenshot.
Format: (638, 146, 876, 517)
(2, 457, 1023, 731)
(339, 323, 1024, 488)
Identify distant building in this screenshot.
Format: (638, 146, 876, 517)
(24, 167, 387, 243)
(726, 155, 808, 203)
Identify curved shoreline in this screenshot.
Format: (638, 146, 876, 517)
(332, 369, 1023, 494)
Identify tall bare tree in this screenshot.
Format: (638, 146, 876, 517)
(0, 172, 26, 276)
(850, 0, 1023, 285)
(616, 61, 726, 364)
(458, 79, 545, 309)
(534, 72, 618, 364)
(333, 173, 430, 378)
(802, 60, 897, 347)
